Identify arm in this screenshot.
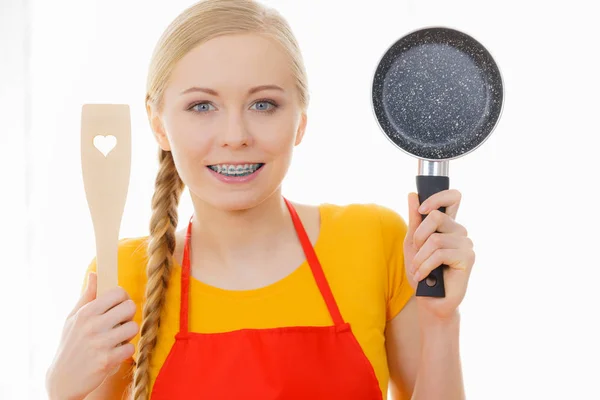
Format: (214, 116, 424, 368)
(47, 360, 133, 400)
(385, 297, 465, 400)
(83, 362, 133, 400)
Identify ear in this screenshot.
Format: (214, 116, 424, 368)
(294, 112, 308, 146)
(146, 102, 171, 151)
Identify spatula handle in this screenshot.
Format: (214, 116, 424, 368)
(92, 220, 120, 297)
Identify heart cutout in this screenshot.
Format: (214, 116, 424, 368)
(93, 135, 117, 157)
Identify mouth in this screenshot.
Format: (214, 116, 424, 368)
(207, 163, 265, 177)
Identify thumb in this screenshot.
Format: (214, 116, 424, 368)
(405, 192, 422, 245)
(68, 271, 97, 317)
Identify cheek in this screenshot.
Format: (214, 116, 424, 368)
(257, 120, 298, 157)
(164, 116, 213, 167)
(260, 135, 294, 157)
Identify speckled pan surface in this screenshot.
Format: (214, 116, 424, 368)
(372, 27, 503, 160)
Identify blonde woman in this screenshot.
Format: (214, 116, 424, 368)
(46, 1, 475, 399)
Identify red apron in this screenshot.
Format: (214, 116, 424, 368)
(150, 198, 383, 399)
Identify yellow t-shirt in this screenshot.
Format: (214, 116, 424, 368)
(82, 203, 414, 397)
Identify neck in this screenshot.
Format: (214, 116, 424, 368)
(188, 190, 292, 268)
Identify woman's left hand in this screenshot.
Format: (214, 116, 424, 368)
(403, 189, 475, 323)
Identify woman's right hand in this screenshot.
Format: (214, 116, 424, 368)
(46, 272, 139, 400)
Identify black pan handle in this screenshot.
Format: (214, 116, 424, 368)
(415, 175, 449, 297)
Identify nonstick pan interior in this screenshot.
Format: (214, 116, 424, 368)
(372, 27, 503, 161)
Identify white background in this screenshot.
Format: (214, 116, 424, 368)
(1, 0, 599, 399)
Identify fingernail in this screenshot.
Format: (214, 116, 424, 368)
(418, 204, 427, 213)
(414, 271, 421, 281)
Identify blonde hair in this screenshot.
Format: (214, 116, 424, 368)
(131, 0, 309, 398)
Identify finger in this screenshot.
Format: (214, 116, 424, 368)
(104, 320, 139, 347)
(68, 272, 97, 318)
(410, 233, 469, 275)
(414, 248, 470, 282)
(413, 210, 468, 249)
(97, 299, 137, 331)
(405, 192, 423, 244)
(106, 342, 135, 369)
(80, 286, 131, 318)
(418, 189, 462, 220)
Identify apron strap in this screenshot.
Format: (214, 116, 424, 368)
(180, 215, 193, 334)
(284, 198, 345, 327)
(179, 199, 346, 333)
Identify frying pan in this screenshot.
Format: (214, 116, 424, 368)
(371, 27, 504, 297)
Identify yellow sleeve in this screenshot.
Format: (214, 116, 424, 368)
(80, 237, 148, 364)
(376, 205, 415, 321)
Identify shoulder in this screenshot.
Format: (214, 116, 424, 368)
(116, 236, 150, 300)
(115, 236, 151, 265)
(320, 202, 409, 271)
(321, 202, 408, 238)
(85, 236, 150, 301)
(316, 202, 408, 269)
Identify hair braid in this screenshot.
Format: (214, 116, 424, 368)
(131, 148, 185, 399)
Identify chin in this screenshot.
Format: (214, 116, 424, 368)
(208, 191, 271, 212)
(194, 184, 283, 214)
(187, 162, 287, 212)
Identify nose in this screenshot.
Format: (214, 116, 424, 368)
(218, 113, 252, 148)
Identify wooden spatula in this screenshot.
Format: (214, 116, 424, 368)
(81, 104, 131, 298)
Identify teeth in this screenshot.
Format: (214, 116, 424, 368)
(209, 163, 263, 176)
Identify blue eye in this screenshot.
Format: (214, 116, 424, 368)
(252, 101, 277, 112)
(190, 102, 215, 112)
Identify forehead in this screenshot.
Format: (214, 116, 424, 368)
(167, 33, 294, 94)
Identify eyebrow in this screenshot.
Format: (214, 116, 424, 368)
(180, 84, 284, 96)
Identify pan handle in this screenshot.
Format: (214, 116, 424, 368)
(415, 175, 449, 297)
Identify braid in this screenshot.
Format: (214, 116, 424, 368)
(131, 148, 185, 399)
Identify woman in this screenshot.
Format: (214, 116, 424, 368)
(46, 0, 475, 399)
